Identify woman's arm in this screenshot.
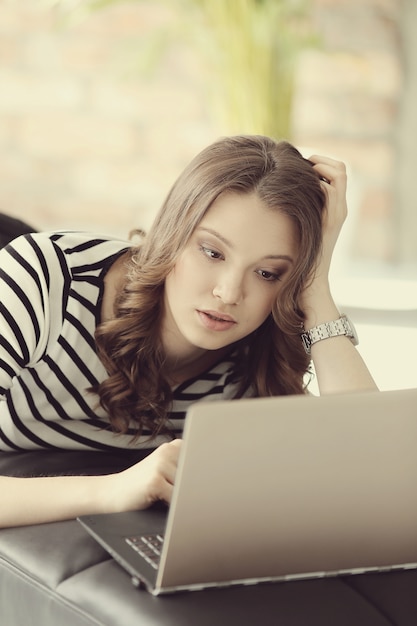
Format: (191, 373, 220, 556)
(302, 155, 378, 395)
(0, 439, 181, 528)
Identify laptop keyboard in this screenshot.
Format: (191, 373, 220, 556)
(125, 534, 164, 570)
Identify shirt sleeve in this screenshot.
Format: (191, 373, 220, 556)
(0, 234, 64, 396)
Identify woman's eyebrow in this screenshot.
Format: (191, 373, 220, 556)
(264, 254, 294, 264)
(197, 227, 231, 247)
(196, 227, 294, 264)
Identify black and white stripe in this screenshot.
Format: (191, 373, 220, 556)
(0, 232, 244, 451)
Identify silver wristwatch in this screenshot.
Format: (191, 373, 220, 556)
(301, 314, 359, 355)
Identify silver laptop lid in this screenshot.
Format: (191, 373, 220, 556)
(157, 388, 417, 592)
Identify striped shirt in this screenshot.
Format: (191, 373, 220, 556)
(0, 232, 246, 452)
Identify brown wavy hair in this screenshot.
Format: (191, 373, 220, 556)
(94, 135, 326, 439)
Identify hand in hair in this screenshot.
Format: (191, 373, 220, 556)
(297, 155, 377, 393)
(103, 439, 182, 512)
(300, 155, 348, 313)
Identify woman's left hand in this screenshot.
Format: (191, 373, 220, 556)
(298, 154, 378, 394)
(301, 155, 348, 312)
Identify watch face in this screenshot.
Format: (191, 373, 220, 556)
(301, 333, 312, 354)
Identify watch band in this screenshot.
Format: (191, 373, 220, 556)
(301, 314, 359, 355)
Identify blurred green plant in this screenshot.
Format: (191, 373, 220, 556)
(47, 0, 316, 139)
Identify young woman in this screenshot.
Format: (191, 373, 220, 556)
(0, 135, 377, 527)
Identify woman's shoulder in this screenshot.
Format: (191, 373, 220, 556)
(4, 230, 131, 271)
(38, 231, 131, 256)
(3, 229, 130, 251)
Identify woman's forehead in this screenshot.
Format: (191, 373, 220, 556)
(195, 191, 298, 260)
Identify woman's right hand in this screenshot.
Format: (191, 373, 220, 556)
(0, 440, 182, 529)
(104, 439, 182, 513)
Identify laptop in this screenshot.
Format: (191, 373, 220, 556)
(78, 387, 417, 595)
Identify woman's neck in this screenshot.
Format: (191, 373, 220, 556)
(164, 346, 232, 386)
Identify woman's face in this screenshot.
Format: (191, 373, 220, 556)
(162, 191, 297, 361)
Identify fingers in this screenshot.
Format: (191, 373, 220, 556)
(156, 439, 182, 487)
(308, 154, 345, 168)
(144, 439, 182, 505)
(308, 154, 347, 192)
(111, 439, 183, 512)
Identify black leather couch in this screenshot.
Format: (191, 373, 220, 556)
(0, 212, 37, 248)
(1, 449, 417, 626)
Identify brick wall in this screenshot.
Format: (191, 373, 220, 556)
(0, 0, 409, 269)
(292, 0, 402, 267)
(0, 1, 214, 237)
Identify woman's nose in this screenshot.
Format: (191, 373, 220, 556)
(212, 271, 244, 305)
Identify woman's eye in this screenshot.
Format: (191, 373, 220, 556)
(200, 245, 223, 260)
(257, 269, 282, 282)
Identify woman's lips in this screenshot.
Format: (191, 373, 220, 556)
(197, 310, 237, 331)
